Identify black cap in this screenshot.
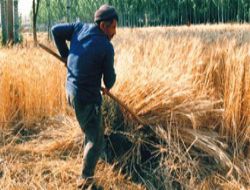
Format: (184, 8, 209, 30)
(94, 4, 118, 22)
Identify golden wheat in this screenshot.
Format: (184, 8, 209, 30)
(0, 24, 249, 189)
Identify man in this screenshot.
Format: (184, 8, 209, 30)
(51, 4, 118, 190)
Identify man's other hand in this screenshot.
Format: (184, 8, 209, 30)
(62, 57, 67, 67)
(102, 87, 110, 95)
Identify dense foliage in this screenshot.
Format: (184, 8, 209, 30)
(37, 0, 250, 27)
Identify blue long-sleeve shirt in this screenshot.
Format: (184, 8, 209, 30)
(51, 22, 116, 105)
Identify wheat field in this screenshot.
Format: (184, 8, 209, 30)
(0, 24, 249, 189)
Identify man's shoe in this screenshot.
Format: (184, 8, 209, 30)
(77, 178, 103, 190)
(99, 151, 108, 162)
(77, 178, 92, 189)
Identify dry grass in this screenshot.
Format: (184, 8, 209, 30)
(0, 116, 144, 190)
(0, 24, 249, 189)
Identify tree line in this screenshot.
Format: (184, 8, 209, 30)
(1, 0, 250, 45)
(37, 0, 250, 27)
(0, 0, 41, 45)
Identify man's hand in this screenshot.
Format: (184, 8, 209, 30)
(101, 87, 110, 95)
(62, 57, 67, 67)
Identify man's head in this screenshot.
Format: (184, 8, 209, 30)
(94, 4, 118, 41)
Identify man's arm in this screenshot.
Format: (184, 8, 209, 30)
(51, 23, 75, 59)
(103, 45, 116, 90)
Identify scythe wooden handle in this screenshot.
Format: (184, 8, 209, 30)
(39, 43, 66, 64)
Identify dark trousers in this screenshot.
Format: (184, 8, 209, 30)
(67, 92, 104, 178)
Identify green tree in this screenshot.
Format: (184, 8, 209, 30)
(7, 0, 14, 43)
(1, 0, 7, 45)
(46, 0, 51, 40)
(32, 0, 41, 45)
(66, 0, 70, 22)
(13, 0, 19, 43)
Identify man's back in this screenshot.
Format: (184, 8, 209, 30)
(52, 22, 116, 105)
